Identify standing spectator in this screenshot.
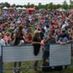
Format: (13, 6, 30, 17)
(0, 33, 6, 46)
(57, 29, 71, 44)
(13, 25, 25, 73)
(32, 31, 41, 71)
(3, 32, 11, 46)
(42, 32, 56, 72)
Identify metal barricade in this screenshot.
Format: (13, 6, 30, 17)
(0, 44, 71, 73)
(0, 46, 3, 73)
(1, 45, 43, 73)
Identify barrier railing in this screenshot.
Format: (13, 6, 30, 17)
(0, 43, 71, 73)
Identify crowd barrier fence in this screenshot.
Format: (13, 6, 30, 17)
(0, 43, 71, 73)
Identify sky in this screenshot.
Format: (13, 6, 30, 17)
(0, 0, 70, 5)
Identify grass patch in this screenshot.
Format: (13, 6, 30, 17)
(2, 61, 73, 73)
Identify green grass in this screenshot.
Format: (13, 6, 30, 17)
(3, 60, 73, 73)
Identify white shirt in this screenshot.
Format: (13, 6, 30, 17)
(0, 39, 6, 46)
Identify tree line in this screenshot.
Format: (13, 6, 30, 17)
(0, 1, 73, 10)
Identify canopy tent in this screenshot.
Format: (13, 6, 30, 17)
(16, 7, 26, 10)
(57, 8, 65, 11)
(8, 7, 15, 10)
(22, 7, 26, 10)
(16, 7, 22, 10)
(3, 7, 8, 10)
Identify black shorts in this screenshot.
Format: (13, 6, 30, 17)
(33, 44, 40, 56)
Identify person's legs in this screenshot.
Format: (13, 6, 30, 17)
(42, 58, 49, 72)
(17, 62, 22, 73)
(42, 50, 49, 72)
(34, 60, 38, 71)
(13, 62, 17, 73)
(33, 45, 40, 71)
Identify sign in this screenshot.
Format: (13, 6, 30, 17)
(49, 44, 71, 66)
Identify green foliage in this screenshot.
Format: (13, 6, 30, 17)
(62, 1, 69, 10)
(0, 0, 73, 10)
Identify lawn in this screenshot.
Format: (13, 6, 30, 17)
(3, 60, 73, 73)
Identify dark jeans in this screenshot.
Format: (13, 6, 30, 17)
(0, 56, 3, 73)
(42, 49, 49, 72)
(33, 44, 40, 56)
(34, 60, 38, 71)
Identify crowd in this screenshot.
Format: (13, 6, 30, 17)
(0, 8, 73, 46)
(0, 8, 73, 72)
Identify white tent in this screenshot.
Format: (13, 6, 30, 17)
(16, 7, 26, 10)
(3, 7, 8, 9)
(16, 7, 21, 10)
(57, 8, 65, 11)
(22, 7, 26, 10)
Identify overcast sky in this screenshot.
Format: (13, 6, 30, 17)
(0, 0, 70, 5)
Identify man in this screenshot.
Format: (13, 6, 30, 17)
(57, 29, 71, 44)
(42, 32, 56, 72)
(32, 31, 41, 71)
(0, 33, 6, 46)
(0, 33, 5, 73)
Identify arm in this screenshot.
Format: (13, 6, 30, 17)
(32, 41, 41, 44)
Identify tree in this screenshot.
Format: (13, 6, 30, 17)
(38, 3, 42, 9)
(45, 4, 49, 9)
(4, 2, 10, 8)
(30, 4, 35, 8)
(48, 3, 54, 10)
(56, 4, 62, 9)
(62, 0, 68, 10)
(69, 0, 73, 9)
(27, 3, 30, 8)
(12, 4, 16, 7)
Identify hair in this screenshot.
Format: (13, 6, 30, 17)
(34, 32, 40, 38)
(18, 25, 24, 32)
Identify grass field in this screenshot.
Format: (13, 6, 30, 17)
(3, 59, 73, 73)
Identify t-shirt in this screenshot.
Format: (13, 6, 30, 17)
(14, 32, 24, 46)
(0, 39, 6, 46)
(57, 33, 70, 42)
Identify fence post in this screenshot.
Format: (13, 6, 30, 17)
(0, 46, 3, 73)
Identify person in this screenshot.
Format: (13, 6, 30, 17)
(3, 32, 11, 46)
(42, 32, 56, 72)
(24, 31, 32, 44)
(13, 25, 25, 73)
(56, 29, 71, 70)
(57, 29, 71, 44)
(0, 33, 6, 46)
(32, 31, 41, 71)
